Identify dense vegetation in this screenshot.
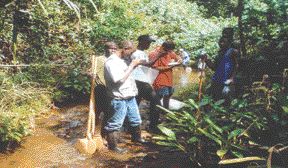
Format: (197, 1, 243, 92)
(0, 0, 287, 166)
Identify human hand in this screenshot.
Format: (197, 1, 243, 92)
(158, 48, 168, 57)
(130, 59, 143, 68)
(224, 79, 233, 85)
(222, 85, 230, 95)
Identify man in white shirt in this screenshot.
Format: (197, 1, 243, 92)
(130, 35, 161, 133)
(104, 41, 144, 153)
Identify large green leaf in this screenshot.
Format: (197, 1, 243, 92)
(188, 99, 199, 109)
(158, 125, 176, 140)
(204, 117, 223, 134)
(198, 128, 222, 146)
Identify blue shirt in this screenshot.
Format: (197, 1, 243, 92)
(212, 48, 234, 84)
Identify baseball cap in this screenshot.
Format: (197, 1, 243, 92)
(137, 35, 156, 42)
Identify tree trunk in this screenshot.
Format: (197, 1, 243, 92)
(12, 0, 20, 65)
(237, 0, 246, 58)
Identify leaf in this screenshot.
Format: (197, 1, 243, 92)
(156, 141, 177, 147)
(36, 0, 48, 16)
(217, 149, 228, 159)
(204, 117, 223, 134)
(215, 99, 225, 106)
(188, 99, 199, 109)
(187, 137, 198, 144)
(228, 129, 244, 140)
(158, 125, 176, 140)
(198, 128, 222, 146)
(282, 106, 288, 114)
(231, 150, 244, 158)
(199, 98, 209, 106)
(219, 157, 265, 165)
(152, 136, 168, 141)
(88, 0, 99, 13)
(62, 0, 81, 21)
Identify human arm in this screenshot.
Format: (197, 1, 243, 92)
(145, 50, 167, 67)
(203, 54, 216, 71)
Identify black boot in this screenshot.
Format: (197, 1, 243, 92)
(130, 126, 146, 144)
(107, 131, 127, 153)
(116, 131, 125, 143)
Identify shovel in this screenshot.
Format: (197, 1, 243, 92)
(74, 55, 105, 155)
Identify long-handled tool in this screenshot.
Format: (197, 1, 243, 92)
(74, 55, 105, 155)
(196, 60, 205, 119)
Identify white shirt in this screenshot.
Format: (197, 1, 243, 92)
(104, 54, 138, 99)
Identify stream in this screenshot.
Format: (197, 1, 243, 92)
(0, 67, 200, 167)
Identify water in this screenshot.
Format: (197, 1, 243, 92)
(173, 67, 200, 89)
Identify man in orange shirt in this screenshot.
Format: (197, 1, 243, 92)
(150, 41, 182, 109)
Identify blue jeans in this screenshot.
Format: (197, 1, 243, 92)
(104, 97, 141, 132)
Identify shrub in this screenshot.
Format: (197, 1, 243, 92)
(0, 71, 51, 147)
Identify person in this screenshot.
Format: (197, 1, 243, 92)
(197, 51, 207, 77)
(150, 41, 182, 109)
(103, 40, 145, 153)
(179, 48, 190, 69)
(205, 36, 239, 103)
(129, 35, 161, 133)
(93, 41, 118, 138)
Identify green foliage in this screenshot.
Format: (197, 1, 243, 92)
(134, 0, 237, 58)
(154, 82, 288, 164)
(241, 0, 288, 58)
(0, 71, 51, 145)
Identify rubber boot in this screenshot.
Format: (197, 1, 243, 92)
(116, 131, 125, 143)
(107, 131, 127, 153)
(130, 126, 146, 144)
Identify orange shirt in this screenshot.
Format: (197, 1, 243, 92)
(149, 48, 178, 90)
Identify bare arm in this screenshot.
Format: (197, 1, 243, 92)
(204, 54, 216, 71)
(118, 59, 142, 83)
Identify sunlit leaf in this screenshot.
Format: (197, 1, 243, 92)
(188, 99, 199, 109)
(187, 137, 198, 144)
(198, 128, 222, 146)
(282, 106, 288, 114)
(217, 149, 228, 159)
(158, 125, 176, 140)
(204, 117, 223, 134)
(228, 129, 244, 140)
(231, 150, 244, 158)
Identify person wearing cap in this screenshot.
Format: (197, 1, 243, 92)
(104, 40, 144, 153)
(149, 41, 182, 120)
(129, 34, 162, 133)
